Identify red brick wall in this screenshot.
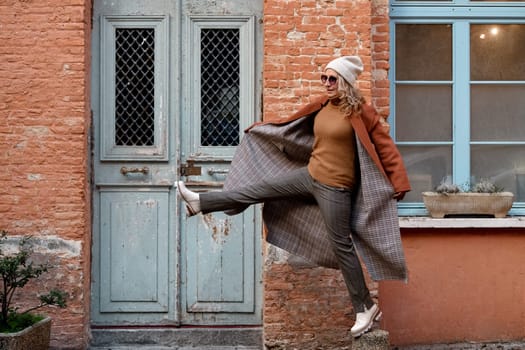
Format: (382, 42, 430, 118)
(264, 247, 379, 349)
(262, 0, 386, 348)
(263, 0, 390, 121)
(371, 0, 391, 117)
(0, 0, 91, 348)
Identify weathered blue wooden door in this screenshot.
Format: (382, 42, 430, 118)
(91, 0, 263, 326)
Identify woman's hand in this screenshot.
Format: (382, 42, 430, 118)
(393, 191, 406, 201)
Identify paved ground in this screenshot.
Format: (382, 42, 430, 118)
(392, 343, 525, 350)
(88, 343, 525, 350)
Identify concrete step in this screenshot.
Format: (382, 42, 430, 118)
(89, 328, 263, 350)
(89, 347, 260, 350)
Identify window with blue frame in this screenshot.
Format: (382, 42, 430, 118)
(390, 0, 525, 216)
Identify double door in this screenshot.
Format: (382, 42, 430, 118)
(91, 0, 263, 326)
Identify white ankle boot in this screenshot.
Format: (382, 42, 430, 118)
(176, 181, 201, 216)
(350, 303, 382, 338)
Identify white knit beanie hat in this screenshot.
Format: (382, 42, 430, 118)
(325, 56, 363, 85)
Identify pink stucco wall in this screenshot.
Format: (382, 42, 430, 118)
(380, 228, 525, 346)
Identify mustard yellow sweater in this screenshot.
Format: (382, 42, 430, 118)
(307, 102, 357, 189)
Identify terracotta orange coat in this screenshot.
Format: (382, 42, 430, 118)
(250, 96, 411, 194)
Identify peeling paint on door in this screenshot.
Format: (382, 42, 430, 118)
(202, 213, 231, 244)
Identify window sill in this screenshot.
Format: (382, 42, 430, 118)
(399, 216, 525, 228)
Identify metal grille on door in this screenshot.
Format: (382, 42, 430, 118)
(200, 28, 240, 146)
(115, 28, 155, 146)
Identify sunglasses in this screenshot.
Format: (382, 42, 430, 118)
(321, 74, 338, 86)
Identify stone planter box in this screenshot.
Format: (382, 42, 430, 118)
(422, 192, 514, 218)
(0, 316, 51, 350)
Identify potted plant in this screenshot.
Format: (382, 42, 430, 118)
(422, 179, 514, 218)
(0, 230, 68, 350)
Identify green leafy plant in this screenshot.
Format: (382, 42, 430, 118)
(0, 230, 67, 333)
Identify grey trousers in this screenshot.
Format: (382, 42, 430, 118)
(200, 167, 373, 312)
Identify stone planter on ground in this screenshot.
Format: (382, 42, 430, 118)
(0, 316, 51, 350)
(422, 192, 514, 218)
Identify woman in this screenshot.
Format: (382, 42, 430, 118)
(177, 56, 410, 338)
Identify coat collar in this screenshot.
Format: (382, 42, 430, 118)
(244, 96, 329, 132)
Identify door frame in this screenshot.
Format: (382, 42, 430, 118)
(90, 0, 264, 328)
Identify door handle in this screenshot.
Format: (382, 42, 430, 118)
(207, 168, 230, 175)
(120, 166, 149, 175)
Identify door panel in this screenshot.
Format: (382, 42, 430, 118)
(179, 5, 263, 324)
(100, 15, 169, 161)
(185, 211, 256, 313)
(99, 189, 169, 313)
(91, 0, 179, 326)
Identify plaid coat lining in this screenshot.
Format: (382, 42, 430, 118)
(223, 111, 408, 281)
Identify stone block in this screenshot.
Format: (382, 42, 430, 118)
(352, 329, 390, 350)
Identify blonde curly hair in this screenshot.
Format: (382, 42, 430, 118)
(334, 76, 366, 117)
